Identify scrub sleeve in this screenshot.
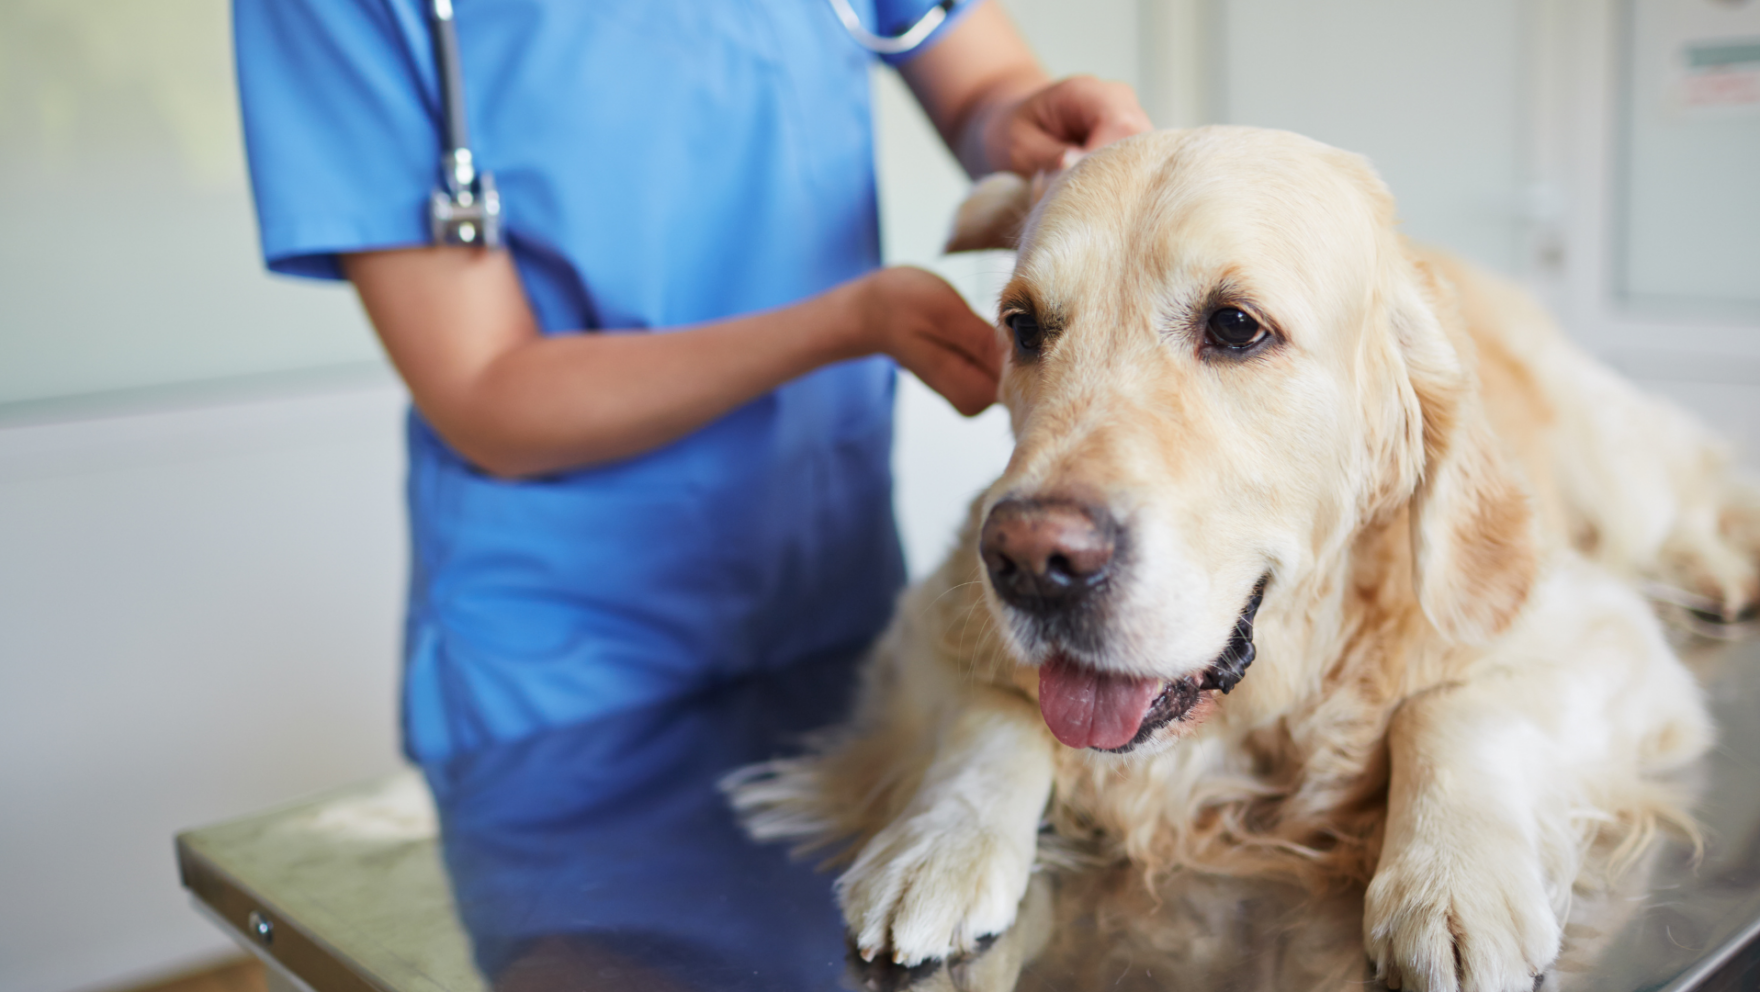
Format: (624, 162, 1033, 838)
(233, 0, 981, 763)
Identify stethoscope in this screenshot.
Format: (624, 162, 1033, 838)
(427, 0, 962, 248)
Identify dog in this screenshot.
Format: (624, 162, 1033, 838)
(729, 126, 1757, 992)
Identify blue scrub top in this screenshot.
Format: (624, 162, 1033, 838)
(234, 0, 974, 762)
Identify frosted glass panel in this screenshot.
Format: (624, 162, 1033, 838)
(0, 0, 382, 409)
(1619, 0, 1760, 312)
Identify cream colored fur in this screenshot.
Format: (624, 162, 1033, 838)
(728, 127, 1746, 992)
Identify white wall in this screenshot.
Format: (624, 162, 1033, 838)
(0, 3, 410, 988)
(1, 0, 404, 984)
(1217, 0, 1529, 274)
(0, 0, 383, 405)
(0, 384, 408, 992)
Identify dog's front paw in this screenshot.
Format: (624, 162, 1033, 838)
(837, 808, 1035, 967)
(1364, 840, 1560, 992)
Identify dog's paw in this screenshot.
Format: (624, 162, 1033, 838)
(1364, 840, 1560, 992)
(837, 807, 1035, 967)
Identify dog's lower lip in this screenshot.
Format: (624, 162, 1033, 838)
(1099, 677, 1204, 750)
(1097, 574, 1269, 753)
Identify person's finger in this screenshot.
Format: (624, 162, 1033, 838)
(1003, 116, 1077, 177)
(1004, 78, 1150, 174)
(931, 303, 1005, 373)
(1038, 79, 1104, 136)
(868, 266, 1001, 414)
(1081, 106, 1152, 151)
(915, 347, 999, 416)
(900, 326, 1001, 416)
(1054, 80, 1151, 151)
(903, 272, 1003, 372)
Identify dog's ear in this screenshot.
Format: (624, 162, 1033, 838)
(944, 171, 1055, 253)
(1393, 255, 1539, 644)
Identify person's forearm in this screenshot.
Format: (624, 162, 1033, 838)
(899, 3, 1047, 177)
(346, 246, 870, 478)
(346, 248, 997, 480)
(443, 290, 863, 477)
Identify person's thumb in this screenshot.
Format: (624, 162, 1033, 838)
(1005, 120, 1077, 177)
(1082, 110, 1151, 152)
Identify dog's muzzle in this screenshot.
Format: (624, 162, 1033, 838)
(1098, 574, 1268, 753)
(980, 497, 1120, 654)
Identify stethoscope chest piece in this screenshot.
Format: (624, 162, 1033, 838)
(427, 0, 502, 248)
(431, 148, 501, 248)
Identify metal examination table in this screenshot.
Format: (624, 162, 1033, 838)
(179, 642, 1760, 992)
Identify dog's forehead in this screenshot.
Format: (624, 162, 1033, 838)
(1019, 128, 1388, 315)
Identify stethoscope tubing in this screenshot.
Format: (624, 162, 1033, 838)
(426, 0, 961, 246)
(826, 0, 958, 55)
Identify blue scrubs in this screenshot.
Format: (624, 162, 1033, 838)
(234, 0, 973, 762)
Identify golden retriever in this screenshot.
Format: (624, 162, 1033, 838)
(729, 126, 1757, 992)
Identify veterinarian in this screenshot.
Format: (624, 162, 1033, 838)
(233, 0, 1150, 763)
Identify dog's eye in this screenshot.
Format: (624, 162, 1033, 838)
(1205, 307, 1266, 350)
(1008, 312, 1044, 355)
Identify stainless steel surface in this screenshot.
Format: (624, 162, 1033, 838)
(180, 643, 1760, 991)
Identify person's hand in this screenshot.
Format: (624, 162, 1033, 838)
(981, 76, 1152, 177)
(847, 266, 1003, 417)
(899, 5, 1150, 179)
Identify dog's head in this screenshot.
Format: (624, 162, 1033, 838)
(960, 127, 1536, 753)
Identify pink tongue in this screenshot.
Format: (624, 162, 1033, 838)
(1038, 654, 1165, 750)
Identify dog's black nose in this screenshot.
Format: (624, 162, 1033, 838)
(980, 498, 1117, 614)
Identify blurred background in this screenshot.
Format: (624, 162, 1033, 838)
(1, 0, 1756, 990)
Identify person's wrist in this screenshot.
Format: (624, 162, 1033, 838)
(960, 71, 1047, 177)
(821, 271, 884, 363)
(960, 95, 1015, 176)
